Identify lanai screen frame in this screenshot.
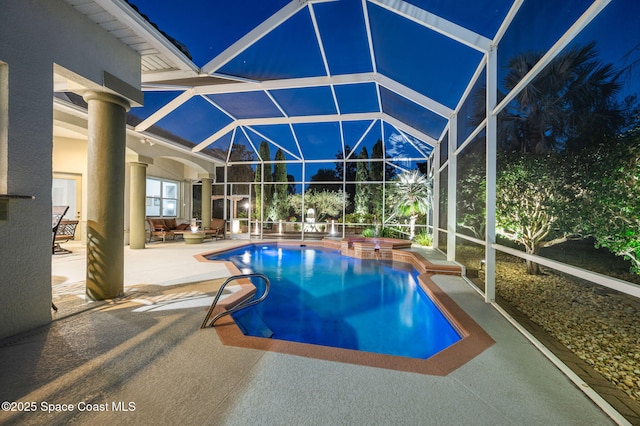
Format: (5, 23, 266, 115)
(134, 0, 640, 303)
(429, 0, 640, 304)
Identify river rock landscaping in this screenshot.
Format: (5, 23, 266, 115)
(495, 259, 640, 401)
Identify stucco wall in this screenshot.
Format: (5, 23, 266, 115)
(0, 0, 140, 339)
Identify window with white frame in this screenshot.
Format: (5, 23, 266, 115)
(146, 177, 178, 217)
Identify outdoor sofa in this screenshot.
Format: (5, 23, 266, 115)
(146, 217, 190, 242)
(147, 217, 226, 242)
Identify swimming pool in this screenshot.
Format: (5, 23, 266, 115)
(207, 244, 461, 359)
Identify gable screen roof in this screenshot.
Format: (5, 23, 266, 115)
(65, 0, 629, 167)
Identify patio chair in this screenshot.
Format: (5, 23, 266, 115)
(54, 220, 79, 254)
(51, 205, 69, 312)
(52, 205, 69, 254)
(209, 217, 226, 240)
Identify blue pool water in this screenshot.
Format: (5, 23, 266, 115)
(207, 245, 461, 359)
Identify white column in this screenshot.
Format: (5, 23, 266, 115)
(223, 166, 228, 221)
(447, 114, 457, 261)
(432, 143, 440, 248)
(485, 46, 498, 303)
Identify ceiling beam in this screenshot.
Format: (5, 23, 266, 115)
(361, 0, 379, 74)
(391, 125, 433, 159)
(244, 125, 303, 161)
(134, 89, 194, 131)
(139, 71, 449, 148)
(193, 73, 376, 95)
(191, 73, 451, 118)
(492, 0, 524, 47)
(453, 56, 487, 115)
(191, 111, 437, 154)
(369, 0, 491, 53)
(375, 73, 453, 119)
(201, 1, 309, 75)
(381, 113, 437, 146)
(236, 112, 381, 127)
(193, 122, 236, 153)
(142, 69, 203, 84)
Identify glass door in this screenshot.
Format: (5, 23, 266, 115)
(52, 173, 82, 240)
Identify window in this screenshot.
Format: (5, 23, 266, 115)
(146, 177, 178, 217)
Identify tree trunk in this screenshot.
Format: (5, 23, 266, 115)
(525, 259, 541, 275)
(409, 216, 416, 240)
(525, 245, 542, 275)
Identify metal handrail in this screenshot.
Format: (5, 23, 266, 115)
(200, 273, 270, 329)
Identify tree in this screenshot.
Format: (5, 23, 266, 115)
(496, 154, 582, 274)
(354, 147, 371, 220)
(288, 189, 349, 223)
(335, 145, 357, 213)
(335, 145, 357, 181)
(269, 148, 289, 220)
(387, 170, 432, 240)
(286, 174, 296, 195)
(456, 151, 486, 240)
(254, 141, 272, 219)
(499, 42, 623, 154)
(581, 129, 640, 273)
(308, 168, 341, 192)
(370, 139, 385, 219)
(226, 144, 255, 183)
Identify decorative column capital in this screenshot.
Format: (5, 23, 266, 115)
(83, 91, 131, 112)
(128, 161, 149, 168)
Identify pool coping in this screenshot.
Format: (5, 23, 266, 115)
(195, 241, 495, 376)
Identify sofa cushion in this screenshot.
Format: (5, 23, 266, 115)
(176, 223, 190, 231)
(211, 218, 225, 229)
(164, 218, 177, 230)
(149, 218, 168, 230)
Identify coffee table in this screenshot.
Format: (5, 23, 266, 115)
(175, 231, 205, 244)
(175, 229, 222, 244)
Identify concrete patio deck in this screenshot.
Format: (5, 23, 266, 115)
(0, 239, 627, 425)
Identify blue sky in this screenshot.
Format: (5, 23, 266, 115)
(131, 0, 290, 66)
(129, 0, 640, 181)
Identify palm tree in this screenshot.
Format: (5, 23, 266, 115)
(388, 170, 432, 240)
(499, 42, 622, 153)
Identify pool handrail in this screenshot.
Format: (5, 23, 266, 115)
(200, 273, 270, 329)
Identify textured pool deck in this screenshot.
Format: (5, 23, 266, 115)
(0, 239, 627, 425)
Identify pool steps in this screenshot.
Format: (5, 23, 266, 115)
(319, 237, 462, 277)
